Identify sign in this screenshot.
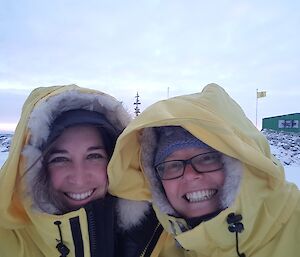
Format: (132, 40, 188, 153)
(278, 120, 299, 129)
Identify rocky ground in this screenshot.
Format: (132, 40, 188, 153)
(262, 129, 300, 166)
(0, 133, 12, 153)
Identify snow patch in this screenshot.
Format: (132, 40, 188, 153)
(262, 129, 300, 167)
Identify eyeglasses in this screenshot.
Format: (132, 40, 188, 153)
(155, 151, 224, 180)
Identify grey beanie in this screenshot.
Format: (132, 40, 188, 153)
(154, 126, 212, 165)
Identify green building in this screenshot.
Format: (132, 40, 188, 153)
(262, 113, 300, 133)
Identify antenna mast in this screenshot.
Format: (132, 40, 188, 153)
(134, 92, 141, 117)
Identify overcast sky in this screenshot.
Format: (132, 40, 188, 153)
(1, 0, 299, 131)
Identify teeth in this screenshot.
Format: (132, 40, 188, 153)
(185, 189, 216, 202)
(66, 190, 94, 201)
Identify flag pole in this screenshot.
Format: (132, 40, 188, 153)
(256, 89, 267, 128)
(256, 88, 258, 127)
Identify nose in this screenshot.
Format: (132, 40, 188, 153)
(183, 163, 204, 180)
(68, 163, 89, 186)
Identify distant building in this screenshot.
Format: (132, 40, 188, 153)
(262, 113, 300, 133)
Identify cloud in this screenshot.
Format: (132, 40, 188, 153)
(0, 89, 30, 124)
(0, 0, 299, 127)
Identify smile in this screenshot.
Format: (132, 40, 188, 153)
(65, 189, 95, 201)
(184, 189, 217, 202)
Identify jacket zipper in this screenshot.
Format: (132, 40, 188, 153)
(86, 208, 97, 257)
(140, 223, 162, 257)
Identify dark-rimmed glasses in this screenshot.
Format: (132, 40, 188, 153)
(155, 151, 223, 180)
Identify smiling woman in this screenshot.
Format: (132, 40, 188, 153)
(39, 111, 113, 214)
(0, 85, 160, 257)
(0, 85, 128, 257)
(22, 93, 122, 218)
(108, 83, 300, 257)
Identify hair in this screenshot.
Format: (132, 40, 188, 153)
(96, 126, 117, 159)
(23, 139, 62, 214)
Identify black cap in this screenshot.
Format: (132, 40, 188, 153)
(44, 109, 118, 156)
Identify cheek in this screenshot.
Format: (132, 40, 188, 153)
(94, 169, 108, 186)
(211, 171, 226, 186)
(48, 169, 65, 189)
(162, 181, 178, 200)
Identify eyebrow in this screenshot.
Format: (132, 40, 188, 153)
(49, 146, 105, 155)
(48, 149, 67, 155)
(87, 146, 106, 151)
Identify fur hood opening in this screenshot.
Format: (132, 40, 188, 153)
(140, 127, 243, 217)
(23, 87, 131, 214)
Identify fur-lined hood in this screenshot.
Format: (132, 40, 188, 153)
(108, 84, 300, 255)
(0, 85, 137, 227)
(23, 85, 131, 214)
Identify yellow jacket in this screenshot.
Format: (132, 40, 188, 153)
(0, 85, 132, 257)
(108, 83, 300, 257)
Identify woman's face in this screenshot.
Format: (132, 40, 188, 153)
(161, 147, 225, 218)
(47, 125, 108, 212)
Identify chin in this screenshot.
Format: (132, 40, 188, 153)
(183, 207, 217, 218)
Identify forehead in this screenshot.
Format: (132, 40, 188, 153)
(54, 125, 103, 145)
(166, 147, 214, 159)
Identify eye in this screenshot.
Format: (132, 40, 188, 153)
(168, 161, 181, 169)
(48, 156, 69, 164)
(164, 161, 183, 172)
(199, 152, 221, 164)
(87, 152, 107, 160)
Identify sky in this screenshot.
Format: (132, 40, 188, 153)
(1, 0, 300, 131)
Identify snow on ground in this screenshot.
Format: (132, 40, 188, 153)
(264, 129, 300, 166)
(285, 165, 300, 187)
(270, 144, 300, 186)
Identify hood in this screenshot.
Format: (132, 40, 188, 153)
(0, 84, 131, 228)
(109, 83, 285, 200)
(108, 83, 299, 252)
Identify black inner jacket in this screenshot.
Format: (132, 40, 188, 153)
(84, 195, 116, 257)
(185, 209, 224, 229)
(116, 207, 163, 257)
(65, 195, 162, 257)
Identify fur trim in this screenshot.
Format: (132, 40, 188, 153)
(140, 127, 243, 216)
(116, 198, 151, 231)
(141, 128, 178, 215)
(27, 90, 130, 147)
(220, 155, 243, 208)
(23, 89, 131, 214)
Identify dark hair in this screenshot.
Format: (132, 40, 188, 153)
(97, 126, 117, 159)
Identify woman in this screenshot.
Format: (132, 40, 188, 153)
(108, 83, 300, 257)
(0, 84, 158, 257)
